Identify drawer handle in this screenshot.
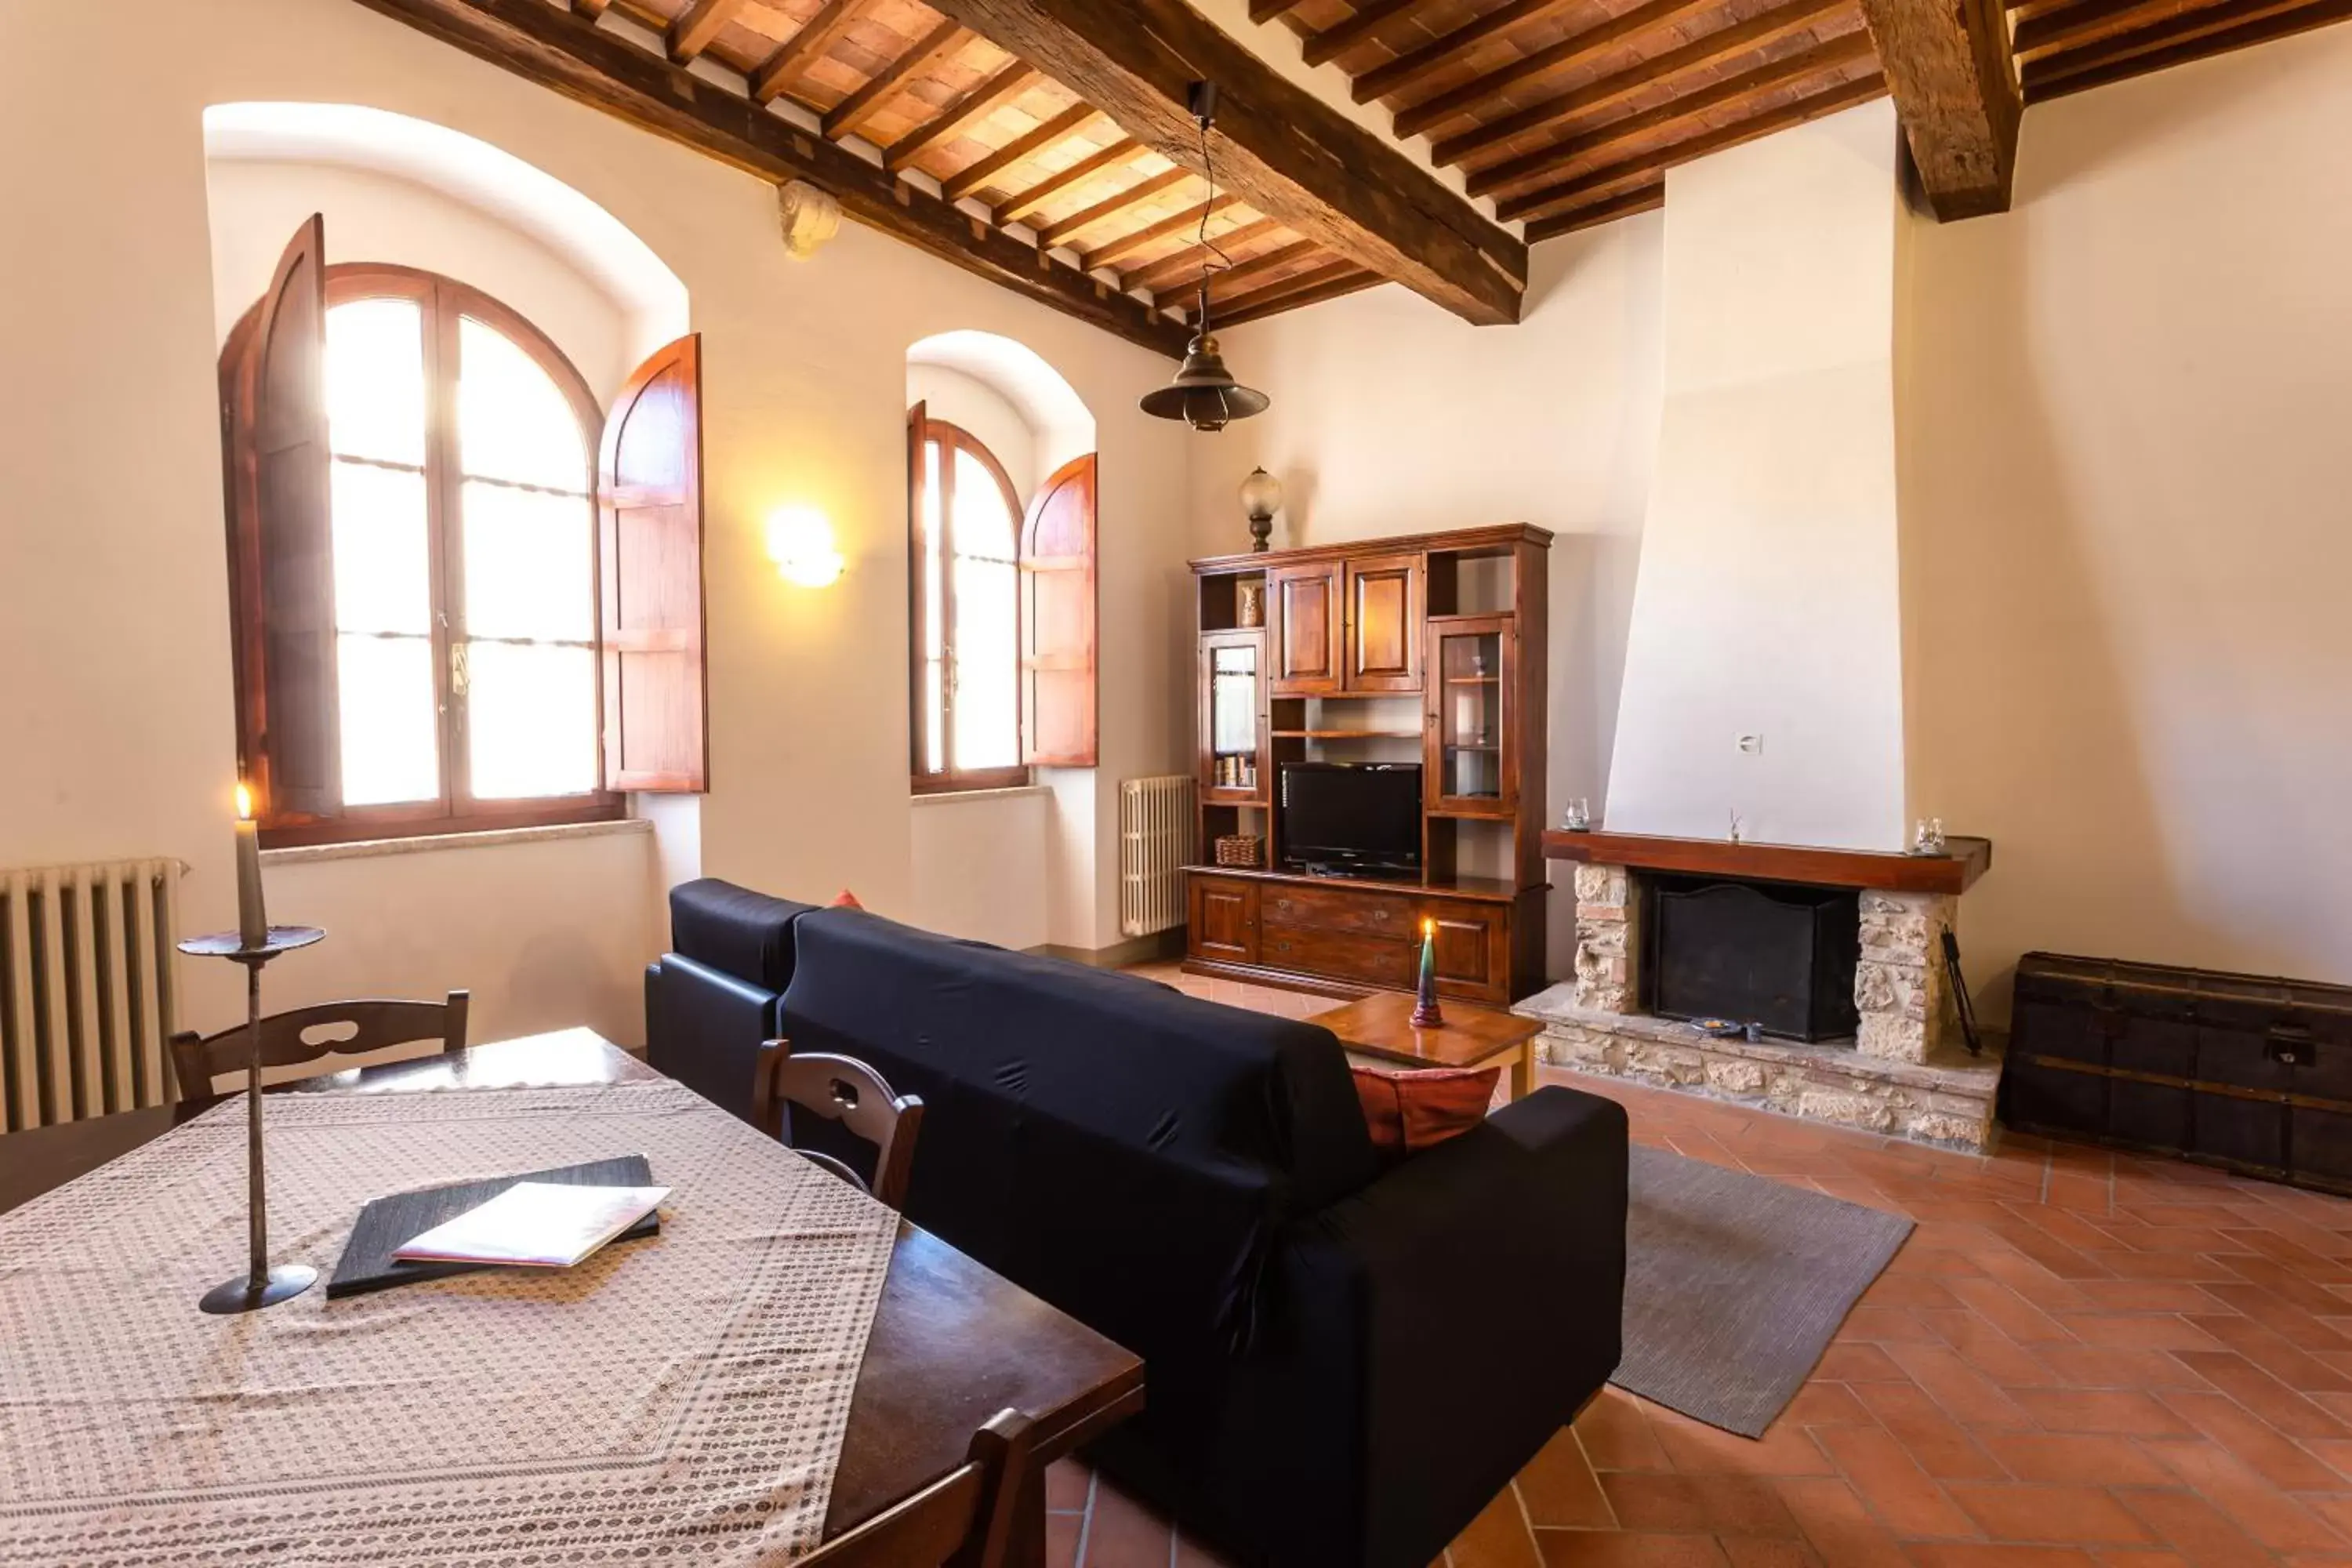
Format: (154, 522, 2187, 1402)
(1371, 909, 1389, 921)
(1273, 941, 1293, 954)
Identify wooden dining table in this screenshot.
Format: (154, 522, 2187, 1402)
(0, 1027, 1144, 1563)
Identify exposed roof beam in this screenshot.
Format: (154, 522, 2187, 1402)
(571, 0, 611, 16)
(1250, 0, 1312, 20)
(1525, 180, 1664, 241)
(824, 18, 971, 141)
(1859, 0, 2022, 216)
(942, 102, 1098, 200)
(2023, 0, 2346, 93)
(666, 0, 748, 63)
(1469, 31, 1878, 199)
(1433, 0, 1850, 166)
(1497, 71, 1886, 221)
(1210, 261, 1381, 327)
(1392, 0, 1704, 140)
(342, 0, 1191, 356)
(1036, 166, 1195, 247)
(1090, 198, 1255, 274)
(750, 0, 870, 103)
(884, 61, 1040, 171)
(1302, 0, 1443, 67)
(996, 136, 1146, 222)
(920, 0, 1525, 325)
(1355, 0, 1577, 103)
(2015, 0, 2225, 56)
(1202, 238, 1323, 299)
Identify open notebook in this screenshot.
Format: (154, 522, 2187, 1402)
(394, 1181, 670, 1269)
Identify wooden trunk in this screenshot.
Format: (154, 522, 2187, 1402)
(2003, 951, 2352, 1194)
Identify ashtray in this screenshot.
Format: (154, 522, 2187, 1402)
(1692, 1018, 1745, 1039)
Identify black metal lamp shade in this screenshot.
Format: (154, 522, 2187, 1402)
(1141, 332, 1270, 432)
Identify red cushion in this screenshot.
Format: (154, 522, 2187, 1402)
(830, 888, 864, 910)
(1349, 1063, 1499, 1158)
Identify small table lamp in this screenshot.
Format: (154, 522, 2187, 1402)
(1240, 467, 1283, 553)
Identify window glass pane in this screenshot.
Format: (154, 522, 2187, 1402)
(952, 448, 1017, 561)
(325, 299, 426, 466)
(462, 481, 594, 641)
(952, 557, 1018, 771)
(922, 659, 945, 775)
(458, 317, 589, 492)
(466, 641, 598, 799)
(920, 443, 945, 662)
(331, 460, 432, 636)
(337, 634, 440, 805)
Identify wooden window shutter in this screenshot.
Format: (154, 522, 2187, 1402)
(224, 214, 341, 822)
(598, 334, 709, 792)
(1019, 452, 1098, 768)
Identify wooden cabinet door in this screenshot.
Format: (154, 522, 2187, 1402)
(1187, 875, 1260, 965)
(1425, 615, 1516, 818)
(1199, 630, 1265, 803)
(1343, 553, 1423, 691)
(1269, 563, 1343, 694)
(1423, 900, 1510, 1003)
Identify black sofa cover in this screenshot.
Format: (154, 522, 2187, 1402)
(776, 906, 1629, 1568)
(642, 879, 817, 1122)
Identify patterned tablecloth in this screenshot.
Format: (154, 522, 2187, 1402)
(0, 1077, 902, 1566)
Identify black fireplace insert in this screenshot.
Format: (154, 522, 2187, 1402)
(1640, 873, 1861, 1043)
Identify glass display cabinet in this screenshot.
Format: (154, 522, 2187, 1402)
(1428, 615, 1513, 815)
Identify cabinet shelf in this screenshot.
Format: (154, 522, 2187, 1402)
(1274, 728, 1423, 740)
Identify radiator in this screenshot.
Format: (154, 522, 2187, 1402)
(2, 858, 182, 1131)
(1119, 775, 1195, 938)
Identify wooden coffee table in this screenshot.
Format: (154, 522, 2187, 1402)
(1316, 990, 1545, 1101)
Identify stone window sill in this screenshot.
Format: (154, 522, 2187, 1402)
(261, 816, 654, 866)
(908, 786, 1054, 809)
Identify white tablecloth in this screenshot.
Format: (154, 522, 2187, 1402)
(0, 1078, 899, 1566)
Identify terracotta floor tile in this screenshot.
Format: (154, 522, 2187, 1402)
(1047, 1457, 1092, 1512)
(1814, 1425, 1980, 1539)
(1990, 1433, 2175, 1486)
(1722, 1539, 1827, 1568)
(1849, 1382, 2006, 1481)
(1447, 1483, 1544, 1568)
(2006, 1388, 2193, 1435)
(1903, 1547, 2102, 1567)
(1819, 1344, 1916, 1383)
(1944, 1278, 2078, 1345)
(1601, 1472, 1715, 1532)
(1651, 1408, 1839, 1479)
(2190, 1312, 2352, 1392)
(1881, 1343, 2039, 1430)
(1536, 1531, 1730, 1567)
(2200, 1279, 2352, 1351)
(2154, 1386, 2349, 1490)
(1518, 1430, 1618, 1530)
(1047, 1507, 1082, 1568)
(2172, 1349, 2351, 1437)
(2030, 1345, 2207, 1391)
(2044, 1314, 2221, 1352)
(1778, 1477, 1914, 1568)
(2137, 1437, 2350, 1552)
(2112, 1489, 2275, 1568)
(1083, 1481, 1178, 1567)
(1920, 1312, 2060, 1388)
(1940, 1484, 2156, 1545)
(1579, 1388, 1674, 1472)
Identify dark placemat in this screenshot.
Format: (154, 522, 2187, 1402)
(327, 1155, 660, 1299)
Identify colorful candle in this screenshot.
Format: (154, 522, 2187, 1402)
(234, 782, 268, 949)
(1410, 916, 1443, 1027)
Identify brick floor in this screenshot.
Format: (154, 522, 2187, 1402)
(1046, 964, 2352, 1568)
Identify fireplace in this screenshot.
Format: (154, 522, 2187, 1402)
(1639, 874, 1860, 1043)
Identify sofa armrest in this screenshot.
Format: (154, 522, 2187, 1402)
(645, 952, 782, 1124)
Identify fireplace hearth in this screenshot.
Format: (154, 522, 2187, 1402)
(1642, 874, 1860, 1043)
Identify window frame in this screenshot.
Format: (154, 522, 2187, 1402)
(908, 414, 1030, 795)
(224, 261, 622, 848)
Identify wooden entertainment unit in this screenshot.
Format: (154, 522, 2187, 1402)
(1185, 524, 1552, 1004)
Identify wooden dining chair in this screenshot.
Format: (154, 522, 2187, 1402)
(752, 1041, 925, 1210)
(801, 1408, 1033, 1568)
(170, 991, 470, 1100)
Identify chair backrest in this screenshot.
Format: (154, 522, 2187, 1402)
(753, 1044, 925, 1210)
(170, 991, 470, 1100)
(799, 1407, 1033, 1568)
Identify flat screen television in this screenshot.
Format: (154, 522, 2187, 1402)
(1279, 762, 1422, 874)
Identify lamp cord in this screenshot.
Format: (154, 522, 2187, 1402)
(1194, 105, 1234, 330)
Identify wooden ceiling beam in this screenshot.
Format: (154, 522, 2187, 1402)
(1469, 31, 1877, 198)
(1124, 210, 1289, 290)
(1497, 70, 1885, 220)
(884, 60, 1040, 171)
(1525, 180, 1664, 241)
(749, 0, 869, 103)
(1432, 0, 1850, 167)
(1037, 166, 1196, 247)
(1088, 198, 1255, 274)
(2015, 0, 2229, 56)
(1392, 0, 1704, 140)
(2023, 0, 2345, 92)
(572, 0, 612, 16)
(666, 0, 748, 63)
(1207, 260, 1380, 327)
(1202, 238, 1323, 299)
(996, 136, 1146, 222)
(1250, 0, 1313, 20)
(941, 103, 1098, 200)
(919, 0, 1526, 325)
(340, 0, 1191, 357)
(1355, 0, 1577, 103)
(1858, 0, 2022, 216)
(823, 18, 971, 141)
(1302, 0, 1445, 67)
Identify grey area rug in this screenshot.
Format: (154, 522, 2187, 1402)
(1615, 1144, 1913, 1438)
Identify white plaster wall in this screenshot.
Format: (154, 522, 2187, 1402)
(909, 789, 1052, 950)
(0, 0, 1194, 1043)
(907, 362, 1040, 502)
(1900, 25, 2352, 1011)
(1606, 100, 1911, 853)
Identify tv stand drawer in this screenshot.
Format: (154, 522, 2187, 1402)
(1261, 883, 1416, 937)
(1261, 923, 1417, 990)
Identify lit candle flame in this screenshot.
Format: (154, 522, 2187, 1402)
(235, 782, 254, 822)
(1422, 917, 1434, 939)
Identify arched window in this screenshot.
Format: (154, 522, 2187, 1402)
(224, 255, 623, 841)
(908, 408, 1027, 791)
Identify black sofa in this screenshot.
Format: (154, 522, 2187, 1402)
(644, 880, 1629, 1568)
(642, 878, 818, 1121)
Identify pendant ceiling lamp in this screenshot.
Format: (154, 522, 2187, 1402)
(1140, 82, 1269, 433)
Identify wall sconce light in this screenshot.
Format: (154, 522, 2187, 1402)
(765, 506, 845, 587)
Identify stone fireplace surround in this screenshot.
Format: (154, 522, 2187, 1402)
(1515, 833, 2002, 1152)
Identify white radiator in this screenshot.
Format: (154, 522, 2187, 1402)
(1119, 775, 1195, 938)
(2, 858, 182, 1131)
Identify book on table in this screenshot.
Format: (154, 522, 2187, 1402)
(393, 1181, 670, 1269)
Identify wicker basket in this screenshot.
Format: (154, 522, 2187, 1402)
(1213, 834, 1264, 869)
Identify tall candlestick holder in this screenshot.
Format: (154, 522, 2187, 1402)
(178, 924, 325, 1315)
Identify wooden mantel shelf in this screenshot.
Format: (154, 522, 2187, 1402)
(1541, 829, 1992, 896)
